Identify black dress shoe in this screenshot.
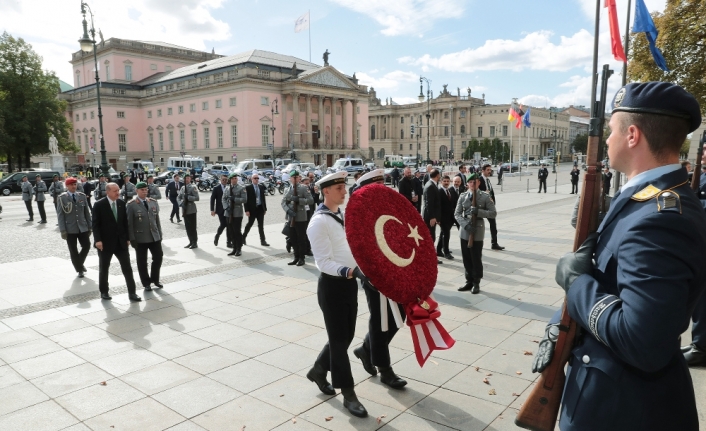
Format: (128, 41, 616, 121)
(458, 285, 473, 292)
(101, 293, 112, 300)
(228, 250, 237, 256)
(305, 251, 313, 257)
(296, 258, 305, 266)
(491, 243, 505, 251)
(436, 251, 445, 258)
(341, 388, 368, 418)
(189, 244, 198, 249)
(144, 285, 153, 291)
(184, 243, 192, 249)
(353, 346, 377, 376)
(214, 236, 219, 246)
(306, 364, 335, 395)
(170, 218, 174, 223)
(471, 282, 480, 294)
(288, 258, 299, 265)
(129, 294, 142, 302)
(77, 272, 85, 278)
(444, 253, 454, 260)
(177, 218, 182, 223)
(226, 242, 233, 248)
(235, 249, 242, 256)
(261, 241, 270, 247)
(153, 281, 163, 289)
(684, 344, 706, 366)
(39, 220, 47, 224)
(26, 218, 33, 222)
(379, 367, 407, 389)
(437, 260, 443, 264)
(242, 236, 247, 245)
(681, 344, 693, 353)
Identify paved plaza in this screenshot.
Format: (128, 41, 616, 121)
(0, 174, 703, 430)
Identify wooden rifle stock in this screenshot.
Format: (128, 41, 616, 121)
(691, 130, 706, 192)
(467, 186, 478, 247)
(290, 180, 298, 227)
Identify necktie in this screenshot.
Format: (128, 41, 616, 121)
(487, 178, 492, 192)
(72, 194, 76, 203)
(446, 189, 450, 199)
(143, 200, 149, 211)
(111, 201, 117, 221)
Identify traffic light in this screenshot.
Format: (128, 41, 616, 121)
(410, 124, 415, 137)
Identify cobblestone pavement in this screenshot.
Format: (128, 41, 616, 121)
(0, 176, 701, 431)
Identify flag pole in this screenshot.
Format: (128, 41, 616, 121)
(621, 0, 631, 87)
(308, 10, 311, 63)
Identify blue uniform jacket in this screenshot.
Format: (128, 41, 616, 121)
(557, 167, 706, 431)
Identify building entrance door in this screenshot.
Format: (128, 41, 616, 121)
(312, 125, 319, 149)
(326, 154, 333, 167)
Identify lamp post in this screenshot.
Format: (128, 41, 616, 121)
(418, 77, 432, 164)
(550, 112, 558, 173)
(270, 98, 279, 163)
(78, 2, 109, 175)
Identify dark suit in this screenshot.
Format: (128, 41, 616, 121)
(92, 197, 137, 295)
(243, 183, 268, 243)
(478, 175, 499, 245)
(436, 186, 457, 255)
(165, 180, 182, 221)
(412, 176, 424, 213)
(422, 180, 441, 243)
(570, 169, 580, 194)
(210, 183, 230, 245)
(603, 171, 613, 194)
(455, 172, 468, 188)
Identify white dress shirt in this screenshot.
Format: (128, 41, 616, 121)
(307, 206, 357, 277)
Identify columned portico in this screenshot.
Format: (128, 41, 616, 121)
(331, 97, 337, 149)
(352, 100, 358, 149)
(305, 95, 312, 147)
(341, 99, 347, 149)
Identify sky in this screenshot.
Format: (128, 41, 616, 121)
(1, 0, 667, 109)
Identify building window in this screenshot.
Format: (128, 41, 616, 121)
(77, 135, 81, 150)
(157, 109, 162, 117)
(81, 113, 86, 120)
(118, 133, 127, 152)
(179, 130, 185, 150)
(217, 156, 223, 162)
(150, 64, 157, 70)
(461, 141, 467, 149)
(90, 111, 94, 119)
(217, 126, 223, 148)
(409, 144, 413, 150)
(105, 65, 110, 81)
(75, 114, 79, 121)
(460, 110, 466, 118)
(444, 126, 449, 137)
(149, 133, 154, 151)
(400, 117, 404, 124)
(191, 129, 197, 149)
(490, 126, 495, 137)
(167, 131, 173, 150)
(147, 111, 152, 118)
(399, 144, 403, 150)
(167, 107, 173, 115)
(117, 111, 125, 119)
(477, 127, 483, 137)
(178, 106, 183, 114)
(125, 65, 132, 81)
(84, 135, 88, 152)
(158, 132, 164, 151)
(460, 125, 466, 135)
(190, 103, 196, 113)
(203, 128, 210, 149)
(444, 111, 449, 119)
(258, 70, 270, 78)
(231, 125, 238, 147)
(202, 102, 208, 111)
(336, 107, 341, 115)
(76, 71, 81, 87)
(261, 96, 269, 106)
(229, 97, 236, 107)
(503, 125, 508, 136)
(357, 106, 360, 114)
(261, 124, 269, 146)
(400, 129, 404, 139)
(215, 99, 222, 109)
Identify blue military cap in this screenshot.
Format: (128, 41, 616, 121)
(611, 82, 702, 133)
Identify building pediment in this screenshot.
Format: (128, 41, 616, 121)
(177, 122, 185, 128)
(90, 127, 96, 132)
(201, 119, 210, 125)
(189, 121, 198, 127)
(82, 128, 89, 133)
(298, 67, 357, 90)
(75, 129, 81, 134)
(260, 116, 272, 122)
(116, 126, 128, 131)
(228, 116, 238, 123)
(214, 118, 223, 124)
(147, 126, 154, 131)
(156, 125, 164, 130)
(167, 123, 174, 129)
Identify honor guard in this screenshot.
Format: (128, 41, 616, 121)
(146, 175, 162, 200)
(533, 82, 706, 431)
(127, 182, 164, 291)
(74, 176, 84, 194)
(121, 173, 137, 202)
(57, 177, 92, 278)
(306, 171, 370, 418)
(94, 173, 108, 201)
(350, 170, 408, 389)
(281, 170, 314, 266)
(20, 174, 34, 221)
(454, 173, 497, 294)
(222, 173, 247, 256)
(178, 173, 200, 249)
(48, 174, 65, 210)
(34, 174, 48, 224)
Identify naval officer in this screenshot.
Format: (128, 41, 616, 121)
(306, 171, 370, 418)
(126, 182, 164, 291)
(56, 177, 92, 278)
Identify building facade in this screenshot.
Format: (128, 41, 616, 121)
(59, 38, 369, 169)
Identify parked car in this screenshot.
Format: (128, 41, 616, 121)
(500, 163, 520, 173)
(154, 171, 176, 186)
(0, 170, 62, 196)
(383, 168, 394, 184)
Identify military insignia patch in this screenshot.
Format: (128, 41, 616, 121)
(631, 184, 662, 201)
(613, 87, 626, 107)
(657, 190, 682, 213)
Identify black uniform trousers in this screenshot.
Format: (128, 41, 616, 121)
(538, 179, 547, 193)
(571, 181, 579, 194)
(36, 201, 46, 221)
(97, 247, 137, 295)
(315, 275, 358, 388)
(216, 214, 230, 244)
(488, 218, 498, 244)
(460, 239, 484, 284)
(436, 223, 452, 255)
(288, 220, 308, 259)
(184, 213, 198, 245)
(24, 201, 33, 218)
(691, 292, 706, 348)
(67, 232, 91, 272)
(169, 198, 181, 221)
(227, 216, 243, 250)
(361, 282, 406, 368)
(135, 241, 163, 286)
(243, 206, 266, 242)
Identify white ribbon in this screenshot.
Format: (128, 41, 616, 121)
(379, 292, 404, 332)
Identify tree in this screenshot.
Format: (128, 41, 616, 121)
(628, 0, 706, 114)
(0, 32, 74, 172)
(572, 134, 589, 154)
(681, 139, 690, 159)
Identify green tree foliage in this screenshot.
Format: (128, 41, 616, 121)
(627, 0, 706, 114)
(572, 134, 588, 154)
(681, 139, 690, 159)
(0, 32, 74, 171)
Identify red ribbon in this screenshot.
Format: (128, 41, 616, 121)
(405, 296, 456, 366)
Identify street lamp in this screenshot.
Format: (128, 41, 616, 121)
(419, 77, 432, 164)
(550, 112, 558, 173)
(270, 98, 279, 163)
(78, 1, 109, 175)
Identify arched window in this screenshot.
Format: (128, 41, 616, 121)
(400, 129, 404, 139)
(379, 148, 386, 158)
(370, 124, 376, 140)
(460, 125, 466, 135)
(439, 145, 448, 159)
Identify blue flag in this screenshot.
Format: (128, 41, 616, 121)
(633, 0, 669, 72)
(522, 107, 531, 128)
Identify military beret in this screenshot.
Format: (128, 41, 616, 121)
(228, 173, 239, 179)
(123, 173, 131, 178)
(290, 169, 300, 177)
(21, 174, 27, 179)
(147, 174, 154, 178)
(467, 173, 479, 181)
(183, 173, 191, 179)
(135, 181, 148, 189)
(35, 174, 41, 178)
(98, 173, 105, 178)
(612, 82, 702, 133)
(65, 177, 77, 185)
(53, 174, 59, 178)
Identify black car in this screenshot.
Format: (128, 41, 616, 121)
(0, 170, 62, 196)
(500, 163, 520, 173)
(154, 171, 175, 186)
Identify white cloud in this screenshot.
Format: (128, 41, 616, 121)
(519, 72, 623, 109)
(356, 70, 419, 90)
(576, 0, 666, 23)
(327, 0, 466, 36)
(0, 0, 230, 83)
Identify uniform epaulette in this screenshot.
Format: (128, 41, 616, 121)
(656, 190, 682, 214)
(631, 185, 661, 201)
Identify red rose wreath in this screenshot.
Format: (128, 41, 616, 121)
(346, 183, 455, 366)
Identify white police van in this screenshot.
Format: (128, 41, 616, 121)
(232, 159, 274, 177)
(331, 158, 364, 176)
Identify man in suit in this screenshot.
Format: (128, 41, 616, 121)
(178, 174, 200, 249)
(436, 175, 457, 259)
(210, 174, 231, 247)
(423, 169, 442, 265)
(223, 173, 247, 256)
(165, 174, 182, 223)
(538, 164, 549, 193)
(92, 183, 141, 302)
(455, 165, 468, 188)
(398, 167, 417, 208)
(602, 166, 613, 194)
(570, 165, 580, 194)
(127, 182, 163, 291)
(243, 173, 269, 247)
(412, 170, 424, 213)
(57, 177, 92, 278)
(479, 163, 504, 250)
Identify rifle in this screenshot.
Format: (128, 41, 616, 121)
(182, 183, 188, 219)
(467, 185, 478, 247)
(691, 130, 706, 192)
(515, 64, 612, 431)
(228, 183, 235, 225)
(290, 178, 298, 228)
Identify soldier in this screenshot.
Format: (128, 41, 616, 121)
(34, 174, 48, 224)
(146, 174, 161, 200)
(20, 174, 34, 221)
(48, 174, 65, 210)
(81, 176, 94, 209)
(121, 173, 137, 202)
(455, 173, 497, 293)
(222, 173, 247, 256)
(94, 173, 108, 201)
(127, 182, 164, 291)
(281, 170, 314, 266)
(57, 177, 92, 278)
(538, 163, 549, 193)
(350, 170, 408, 390)
(306, 171, 369, 418)
(178, 173, 200, 249)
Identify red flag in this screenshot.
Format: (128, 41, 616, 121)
(606, 0, 627, 62)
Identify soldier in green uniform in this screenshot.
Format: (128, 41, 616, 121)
(222, 173, 247, 257)
(127, 182, 164, 291)
(147, 174, 162, 200)
(34, 174, 48, 224)
(121, 173, 137, 202)
(57, 177, 92, 278)
(48, 174, 65, 210)
(178, 173, 200, 248)
(281, 170, 314, 266)
(94, 173, 108, 201)
(20, 174, 34, 221)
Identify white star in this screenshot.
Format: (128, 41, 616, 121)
(407, 224, 423, 247)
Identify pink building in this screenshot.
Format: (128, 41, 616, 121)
(60, 38, 370, 169)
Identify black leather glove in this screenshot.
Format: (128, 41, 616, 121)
(287, 210, 296, 218)
(352, 267, 370, 285)
(532, 323, 560, 373)
(470, 206, 478, 215)
(464, 223, 472, 232)
(555, 232, 598, 293)
(61, 231, 67, 240)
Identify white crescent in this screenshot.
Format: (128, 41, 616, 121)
(375, 215, 415, 267)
